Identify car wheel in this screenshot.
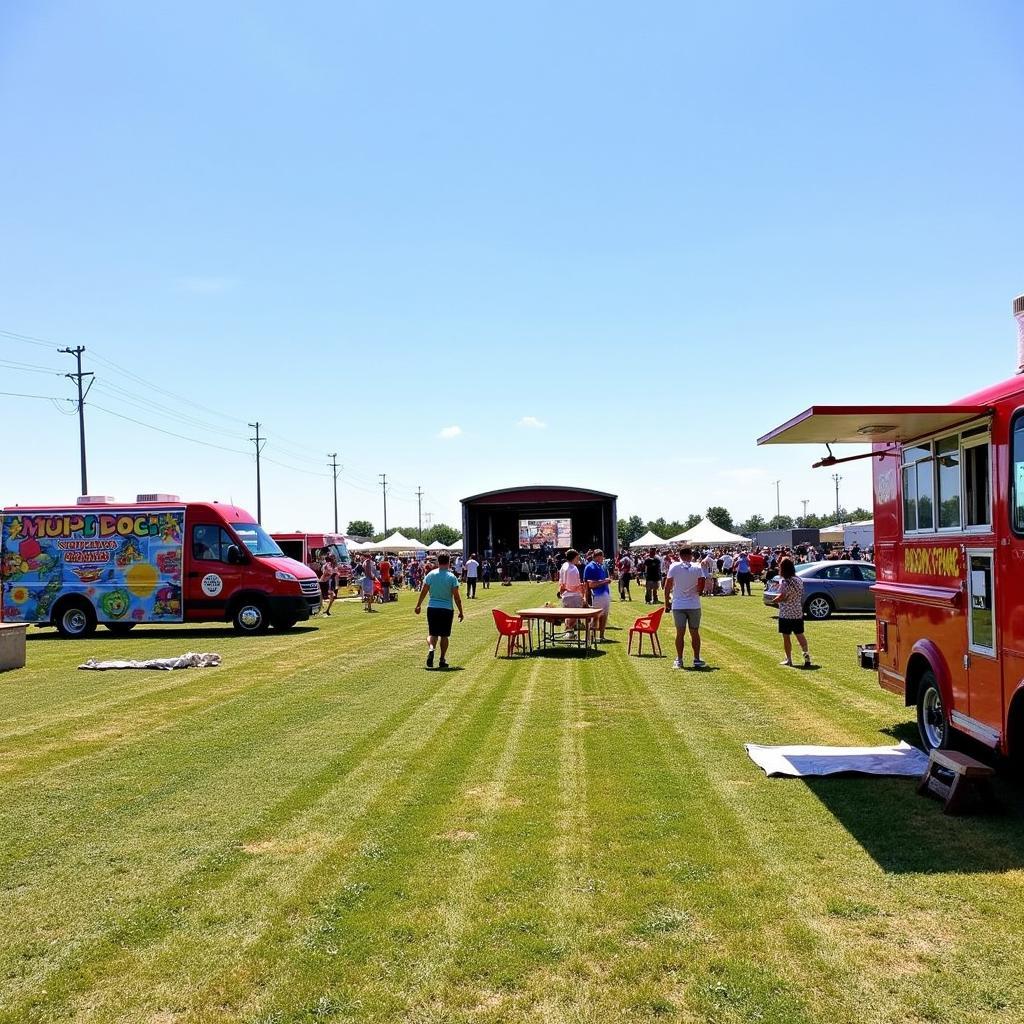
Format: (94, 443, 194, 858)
(805, 595, 833, 620)
(105, 622, 136, 635)
(916, 670, 948, 751)
(233, 599, 270, 635)
(54, 599, 97, 639)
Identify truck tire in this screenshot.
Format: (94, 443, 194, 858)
(805, 595, 833, 620)
(232, 598, 270, 635)
(105, 622, 136, 635)
(916, 670, 949, 751)
(54, 598, 97, 639)
(271, 615, 298, 632)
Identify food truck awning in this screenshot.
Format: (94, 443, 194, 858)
(757, 404, 991, 446)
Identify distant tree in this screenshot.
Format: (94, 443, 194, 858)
(618, 515, 646, 546)
(424, 523, 461, 545)
(684, 512, 702, 530)
(740, 513, 767, 535)
(646, 518, 670, 539)
(848, 507, 872, 522)
(705, 506, 735, 533)
(768, 514, 794, 530)
(346, 519, 374, 538)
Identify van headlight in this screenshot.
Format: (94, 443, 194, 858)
(275, 570, 298, 581)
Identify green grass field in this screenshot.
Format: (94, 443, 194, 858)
(3, 584, 1024, 1023)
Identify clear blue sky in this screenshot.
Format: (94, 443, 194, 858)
(2, 1, 1022, 533)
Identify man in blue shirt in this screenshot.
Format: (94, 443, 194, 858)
(415, 553, 465, 669)
(583, 548, 612, 642)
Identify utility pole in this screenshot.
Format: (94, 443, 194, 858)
(801, 499, 809, 519)
(425, 511, 434, 529)
(832, 473, 843, 520)
(379, 473, 388, 535)
(328, 453, 340, 532)
(248, 422, 266, 523)
(416, 486, 424, 534)
(772, 480, 781, 519)
(60, 346, 94, 494)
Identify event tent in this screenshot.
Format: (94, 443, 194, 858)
(629, 530, 668, 549)
(362, 532, 427, 552)
(669, 518, 750, 547)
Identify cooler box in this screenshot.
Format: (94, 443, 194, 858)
(718, 577, 735, 596)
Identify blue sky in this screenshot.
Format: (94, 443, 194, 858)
(2, 1, 1022, 534)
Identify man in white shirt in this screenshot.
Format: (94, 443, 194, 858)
(558, 549, 585, 635)
(664, 547, 707, 669)
(720, 551, 734, 575)
(464, 553, 480, 598)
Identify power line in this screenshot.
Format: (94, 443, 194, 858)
(0, 390, 73, 401)
(89, 403, 250, 454)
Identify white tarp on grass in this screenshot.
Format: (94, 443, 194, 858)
(745, 741, 929, 778)
(79, 652, 222, 671)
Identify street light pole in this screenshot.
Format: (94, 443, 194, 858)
(379, 473, 388, 535)
(832, 473, 843, 520)
(773, 480, 781, 519)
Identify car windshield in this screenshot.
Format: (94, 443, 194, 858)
(231, 522, 285, 557)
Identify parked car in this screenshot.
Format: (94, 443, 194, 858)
(763, 561, 876, 620)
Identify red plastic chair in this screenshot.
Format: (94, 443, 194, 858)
(492, 609, 532, 658)
(628, 607, 665, 656)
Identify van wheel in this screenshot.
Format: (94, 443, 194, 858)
(54, 599, 97, 639)
(272, 615, 298, 632)
(916, 671, 948, 751)
(105, 622, 136, 635)
(233, 599, 270, 635)
(805, 595, 833, 620)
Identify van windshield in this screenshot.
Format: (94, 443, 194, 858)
(231, 523, 285, 557)
(328, 542, 350, 564)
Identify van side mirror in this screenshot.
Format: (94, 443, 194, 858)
(226, 545, 242, 565)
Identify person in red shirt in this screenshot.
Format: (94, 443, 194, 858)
(378, 557, 392, 603)
(748, 550, 766, 582)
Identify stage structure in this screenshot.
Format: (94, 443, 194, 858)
(460, 486, 618, 559)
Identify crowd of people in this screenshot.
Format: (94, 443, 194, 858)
(313, 538, 873, 672)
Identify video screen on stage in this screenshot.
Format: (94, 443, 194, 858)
(518, 517, 572, 550)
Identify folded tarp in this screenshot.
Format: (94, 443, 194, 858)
(745, 741, 929, 778)
(78, 652, 222, 671)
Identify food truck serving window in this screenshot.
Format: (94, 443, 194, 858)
(902, 426, 990, 536)
(1011, 412, 1024, 534)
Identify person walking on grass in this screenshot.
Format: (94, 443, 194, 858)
(772, 557, 812, 668)
(361, 553, 377, 612)
(664, 546, 707, 669)
(465, 553, 480, 598)
(415, 553, 464, 669)
(583, 548, 612, 642)
(320, 554, 338, 616)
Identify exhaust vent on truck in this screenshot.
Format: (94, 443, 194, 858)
(77, 495, 116, 505)
(1015, 293, 1024, 375)
(136, 493, 181, 503)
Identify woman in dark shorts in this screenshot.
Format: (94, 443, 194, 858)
(771, 557, 811, 667)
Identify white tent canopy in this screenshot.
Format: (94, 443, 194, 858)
(669, 518, 750, 547)
(630, 530, 668, 549)
(362, 531, 427, 552)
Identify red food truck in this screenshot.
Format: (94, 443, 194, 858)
(759, 295, 1024, 760)
(0, 495, 321, 637)
(270, 532, 353, 585)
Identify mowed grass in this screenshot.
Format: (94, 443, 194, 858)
(3, 584, 1024, 1024)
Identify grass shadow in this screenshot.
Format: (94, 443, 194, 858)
(804, 774, 1024, 873)
(27, 625, 319, 642)
(529, 648, 608, 660)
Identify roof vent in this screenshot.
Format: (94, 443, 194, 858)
(1015, 294, 1024, 375)
(77, 495, 115, 505)
(136, 493, 181, 503)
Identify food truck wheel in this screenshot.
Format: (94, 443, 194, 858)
(271, 615, 298, 631)
(916, 671, 948, 751)
(805, 595, 834, 620)
(54, 598, 97, 639)
(232, 599, 270, 635)
(105, 623, 136, 635)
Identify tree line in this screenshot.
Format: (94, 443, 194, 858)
(617, 505, 872, 547)
(345, 520, 462, 545)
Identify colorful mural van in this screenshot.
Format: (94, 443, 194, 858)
(1, 509, 185, 625)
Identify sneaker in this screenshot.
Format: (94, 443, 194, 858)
(693, 659, 707, 669)
(672, 658, 683, 669)
(426, 649, 435, 669)
(803, 655, 812, 668)
(438, 660, 449, 671)
(780, 659, 793, 667)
